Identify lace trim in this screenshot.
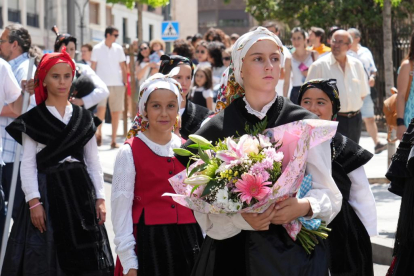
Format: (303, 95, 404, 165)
(111, 145, 136, 198)
(243, 94, 278, 119)
(138, 132, 181, 157)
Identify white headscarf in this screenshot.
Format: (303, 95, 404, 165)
(215, 27, 285, 113)
(126, 67, 183, 137)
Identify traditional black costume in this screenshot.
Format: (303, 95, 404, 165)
(2, 103, 114, 276)
(328, 132, 374, 276)
(386, 118, 414, 276)
(178, 96, 332, 276)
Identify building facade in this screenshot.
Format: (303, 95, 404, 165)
(198, 0, 256, 37)
(0, 0, 164, 51)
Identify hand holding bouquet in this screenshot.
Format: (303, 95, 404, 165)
(166, 119, 338, 253)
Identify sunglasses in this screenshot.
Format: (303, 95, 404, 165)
(113, 34, 119, 38)
(140, 47, 148, 51)
(222, 57, 231, 61)
(196, 50, 205, 54)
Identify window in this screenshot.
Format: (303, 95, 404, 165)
(27, 0, 39, 27)
(149, 24, 153, 41)
(123, 18, 130, 44)
(147, 5, 155, 12)
(89, 2, 100, 25)
(106, 6, 114, 26)
(218, 19, 248, 27)
(8, 0, 20, 23)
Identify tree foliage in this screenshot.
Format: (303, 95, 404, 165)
(106, 0, 169, 9)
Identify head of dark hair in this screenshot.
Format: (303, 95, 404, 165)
(51, 26, 77, 52)
(5, 24, 31, 53)
(291, 27, 306, 40)
(195, 66, 213, 89)
(105, 26, 118, 38)
(328, 26, 342, 39)
(264, 22, 279, 32)
(191, 33, 203, 44)
(172, 39, 194, 60)
(203, 28, 226, 43)
(137, 41, 153, 63)
(81, 44, 93, 52)
(159, 54, 195, 78)
(310, 27, 325, 42)
(207, 41, 225, 67)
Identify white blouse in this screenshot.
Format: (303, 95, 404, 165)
(111, 132, 182, 275)
(20, 104, 105, 202)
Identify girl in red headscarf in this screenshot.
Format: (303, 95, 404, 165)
(2, 49, 114, 276)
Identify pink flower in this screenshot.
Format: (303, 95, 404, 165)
(263, 148, 284, 162)
(234, 174, 272, 205)
(249, 161, 271, 180)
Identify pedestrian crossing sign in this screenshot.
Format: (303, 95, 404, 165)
(162, 21, 179, 41)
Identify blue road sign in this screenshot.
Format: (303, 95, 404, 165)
(161, 21, 179, 41)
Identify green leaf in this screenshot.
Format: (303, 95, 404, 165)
(188, 163, 208, 178)
(198, 147, 211, 164)
(201, 179, 218, 197)
(190, 184, 200, 196)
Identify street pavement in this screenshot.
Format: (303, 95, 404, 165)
(99, 121, 398, 273)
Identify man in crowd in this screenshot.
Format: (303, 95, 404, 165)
(91, 26, 127, 148)
(264, 22, 292, 97)
(0, 24, 35, 248)
(306, 30, 369, 143)
(348, 27, 387, 154)
(0, 24, 36, 244)
(80, 43, 93, 66)
(308, 26, 331, 55)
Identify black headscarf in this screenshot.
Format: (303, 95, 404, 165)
(297, 78, 341, 120)
(159, 54, 195, 78)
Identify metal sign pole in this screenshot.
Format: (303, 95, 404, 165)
(0, 58, 35, 270)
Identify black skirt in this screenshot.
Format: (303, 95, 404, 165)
(328, 200, 373, 276)
(191, 224, 329, 276)
(135, 214, 204, 276)
(2, 162, 114, 276)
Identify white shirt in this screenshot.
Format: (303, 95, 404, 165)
(111, 132, 182, 275)
(276, 46, 292, 96)
(91, 41, 126, 86)
(20, 104, 105, 202)
(0, 59, 23, 165)
(76, 63, 110, 109)
(347, 166, 378, 236)
(194, 98, 342, 240)
(306, 53, 369, 112)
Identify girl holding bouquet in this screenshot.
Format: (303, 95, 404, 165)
(178, 27, 342, 276)
(298, 79, 377, 276)
(112, 72, 203, 276)
(2, 49, 114, 275)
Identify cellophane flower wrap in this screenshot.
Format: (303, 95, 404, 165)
(166, 119, 337, 253)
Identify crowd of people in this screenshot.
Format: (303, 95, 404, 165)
(0, 19, 412, 276)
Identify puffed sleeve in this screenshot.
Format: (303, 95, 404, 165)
(303, 140, 342, 224)
(111, 144, 138, 274)
(83, 135, 105, 199)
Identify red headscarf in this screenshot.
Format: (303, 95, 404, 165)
(34, 47, 76, 105)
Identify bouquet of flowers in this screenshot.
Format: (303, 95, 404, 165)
(166, 119, 337, 253)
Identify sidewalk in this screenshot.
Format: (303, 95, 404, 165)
(99, 122, 398, 266)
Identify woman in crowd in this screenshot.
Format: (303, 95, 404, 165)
(222, 48, 232, 68)
(195, 40, 210, 67)
(397, 30, 414, 140)
(112, 73, 203, 276)
(172, 38, 195, 61)
(2, 49, 113, 275)
(298, 79, 377, 276)
(178, 27, 342, 276)
(128, 55, 213, 140)
(207, 41, 227, 90)
(285, 27, 318, 104)
(136, 41, 158, 87)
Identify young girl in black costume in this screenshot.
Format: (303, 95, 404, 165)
(2, 49, 113, 275)
(298, 79, 377, 276)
